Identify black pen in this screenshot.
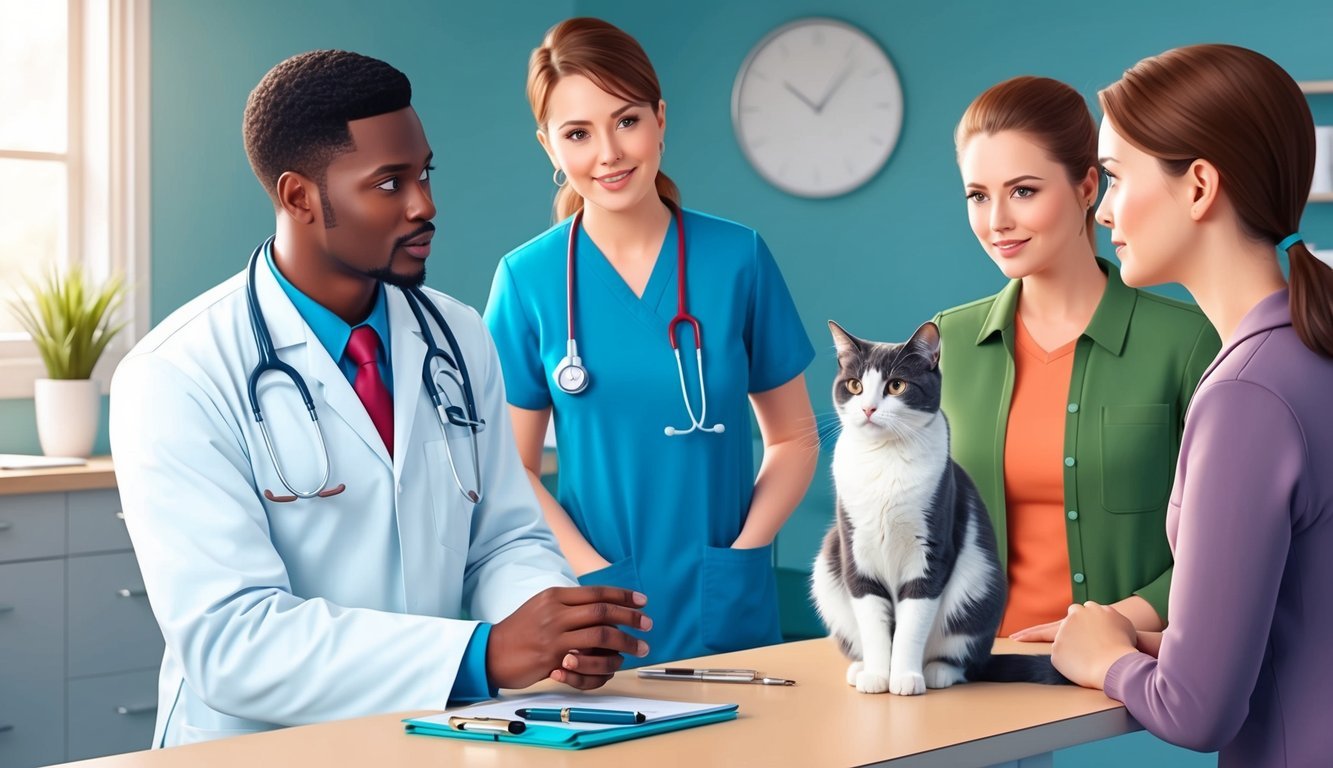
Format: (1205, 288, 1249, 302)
(447, 715, 526, 734)
(515, 706, 646, 725)
(638, 667, 796, 685)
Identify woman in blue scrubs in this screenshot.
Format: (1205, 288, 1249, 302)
(485, 17, 818, 668)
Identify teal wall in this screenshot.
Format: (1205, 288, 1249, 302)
(7, 2, 1333, 763)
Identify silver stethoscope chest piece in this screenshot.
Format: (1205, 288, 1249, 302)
(554, 203, 724, 436)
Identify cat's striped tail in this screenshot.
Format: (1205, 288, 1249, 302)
(974, 654, 1072, 685)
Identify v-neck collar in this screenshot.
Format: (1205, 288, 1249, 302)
(578, 210, 680, 332)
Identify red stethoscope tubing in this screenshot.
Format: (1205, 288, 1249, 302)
(566, 203, 699, 349)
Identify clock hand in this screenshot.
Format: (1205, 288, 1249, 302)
(813, 62, 854, 114)
(782, 81, 821, 113)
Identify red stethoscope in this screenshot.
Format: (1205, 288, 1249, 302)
(551, 202, 725, 436)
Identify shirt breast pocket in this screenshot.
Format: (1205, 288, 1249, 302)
(1099, 403, 1172, 514)
(424, 437, 477, 553)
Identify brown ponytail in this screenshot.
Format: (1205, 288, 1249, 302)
(527, 18, 681, 222)
(1100, 44, 1333, 357)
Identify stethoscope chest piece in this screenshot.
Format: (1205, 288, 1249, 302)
(553, 346, 589, 395)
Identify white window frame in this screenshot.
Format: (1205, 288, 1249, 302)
(0, 0, 151, 399)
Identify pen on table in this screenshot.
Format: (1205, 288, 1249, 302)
(447, 716, 526, 734)
(637, 667, 797, 685)
(515, 707, 647, 725)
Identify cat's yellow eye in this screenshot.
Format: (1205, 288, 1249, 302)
(845, 378, 863, 395)
(887, 379, 907, 396)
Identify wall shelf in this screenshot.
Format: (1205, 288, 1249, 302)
(1310, 192, 1333, 203)
(1300, 80, 1333, 94)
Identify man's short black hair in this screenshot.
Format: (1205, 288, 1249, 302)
(243, 50, 412, 211)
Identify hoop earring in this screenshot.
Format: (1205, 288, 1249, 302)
(553, 168, 567, 188)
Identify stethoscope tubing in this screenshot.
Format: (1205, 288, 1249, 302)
(559, 203, 722, 436)
(244, 237, 484, 503)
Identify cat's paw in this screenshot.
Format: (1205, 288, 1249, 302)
(924, 661, 965, 689)
(889, 670, 926, 696)
(845, 660, 864, 687)
(854, 668, 892, 694)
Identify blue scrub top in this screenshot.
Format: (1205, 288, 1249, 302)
(484, 208, 813, 665)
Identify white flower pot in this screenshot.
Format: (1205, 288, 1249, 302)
(34, 378, 100, 458)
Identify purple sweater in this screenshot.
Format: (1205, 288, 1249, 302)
(1104, 289, 1333, 767)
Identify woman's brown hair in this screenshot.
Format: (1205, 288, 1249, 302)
(527, 17, 680, 221)
(1100, 44, 1333, 358)
(955, 76, 1100, 250)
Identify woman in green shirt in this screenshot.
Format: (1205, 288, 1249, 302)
(936, 76, 1219, 641)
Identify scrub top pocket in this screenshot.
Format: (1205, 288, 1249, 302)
(576, 555, 645, 594)
(700, 544, 781, 654)
(1099, 404, 1172, 513)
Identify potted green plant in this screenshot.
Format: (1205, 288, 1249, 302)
(8, 268, 126, 457)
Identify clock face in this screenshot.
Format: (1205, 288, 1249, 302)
(732, 18, 904, 198)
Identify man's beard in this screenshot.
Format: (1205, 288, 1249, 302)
(366, 259, 426, 288)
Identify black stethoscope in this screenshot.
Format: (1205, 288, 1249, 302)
(245, 236, 486, 504)
(551, 203, 724, 436)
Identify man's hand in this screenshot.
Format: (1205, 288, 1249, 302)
(487, 586, 651, 690)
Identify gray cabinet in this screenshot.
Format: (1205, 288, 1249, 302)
(0, 489, 162, 768)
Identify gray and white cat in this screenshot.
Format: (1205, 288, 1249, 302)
(811, 320, 1065, 695)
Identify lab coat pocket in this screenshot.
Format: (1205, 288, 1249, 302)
(700, 544, 781, 654)
(424, 438, 476, 553)
(576, 555, 644, 594)
(1100, 404, 1172, 514)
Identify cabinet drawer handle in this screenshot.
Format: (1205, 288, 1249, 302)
(0, 521, 13, 531)
(116, 587, 148, 598)
(0, 604, 13, 614)
(115, 704, 157, 716)
(0, 723, 13, 733)
(115, 510, 126, 521)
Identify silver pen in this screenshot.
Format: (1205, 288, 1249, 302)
(637, 667, 796, 685)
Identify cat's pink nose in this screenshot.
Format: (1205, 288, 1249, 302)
(862, 407, 877, 420)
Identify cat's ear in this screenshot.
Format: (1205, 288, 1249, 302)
(828, 320, 863, 363)
(907, 321, 941, 369)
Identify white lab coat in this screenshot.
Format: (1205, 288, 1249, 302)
(109, 249, 575, 747)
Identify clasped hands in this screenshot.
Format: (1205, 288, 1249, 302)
(487, 586, 651, 691)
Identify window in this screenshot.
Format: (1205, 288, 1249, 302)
(0, 0, 149, 398)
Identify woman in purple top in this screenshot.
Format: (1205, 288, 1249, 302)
(1050, 44, 1333, 767)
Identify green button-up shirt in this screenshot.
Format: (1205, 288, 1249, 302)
(934, 259, 1220, 619)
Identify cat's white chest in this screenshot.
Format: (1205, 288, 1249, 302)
(833, 420, 948, 586)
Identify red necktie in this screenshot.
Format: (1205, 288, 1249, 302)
(345, 326, 393, 455)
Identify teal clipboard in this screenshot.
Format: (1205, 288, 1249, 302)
(403, 706, 738, 750)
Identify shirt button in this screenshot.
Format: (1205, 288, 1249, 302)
(1073, 572, 1085, 584)
(1068, 403, 1079, 413)
(1064, 457, 1076, 467)
(1067, 510, 1079, 520)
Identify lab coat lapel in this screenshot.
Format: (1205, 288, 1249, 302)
(387, 286, 429, 482)
(254, 261, 394, 470)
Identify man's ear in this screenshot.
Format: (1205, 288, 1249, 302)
(1186, 158, 1222, 222)
(276, 171, 318, 226)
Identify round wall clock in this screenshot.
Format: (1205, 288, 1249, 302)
(732, 18, 904, 198)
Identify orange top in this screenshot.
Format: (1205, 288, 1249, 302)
(998, 313, 1076, 636)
